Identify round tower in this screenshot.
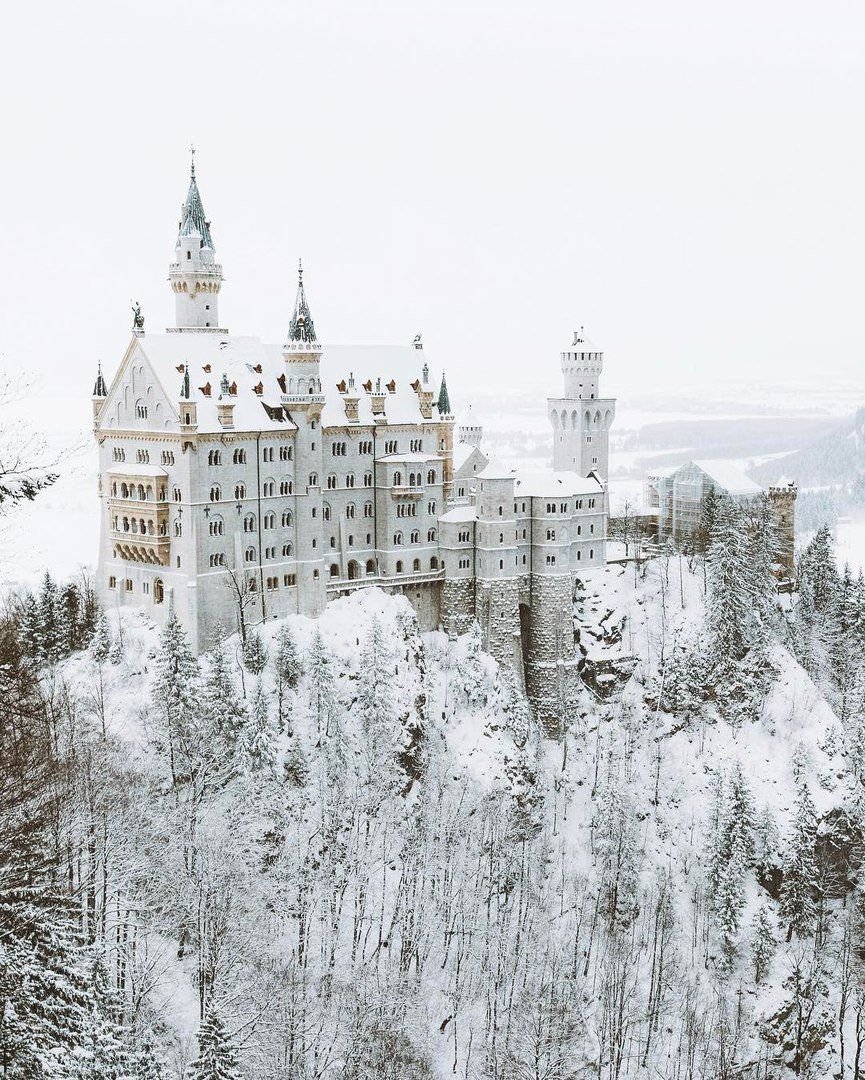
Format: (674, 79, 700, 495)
(168, 151, 225, 332)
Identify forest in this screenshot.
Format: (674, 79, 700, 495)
(2, 491, 865, 1079)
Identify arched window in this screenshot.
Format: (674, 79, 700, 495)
(330, 563, 339, 578)
(209, 517, 224, 536)
(346, 473, 355, 488)
(327, 474, 337, 490)
(245, 546, 256, 563)
(427, 528, 437, 542)
(309, 473, 318, 487)
(282, 542, 293, 557)
(330, 536, 336, 549)
(210, 485, 221, 502)
(427, 469, 436, 484)
(430, 556, 439, 569)
(366, 558, 376, 576)
(264, 513, 275, 529)
(208, 449, 222, 466)
(346, 503, 355, 519)
(233, 448, 247, 464)
(364, 502, 373, 518)
(235, 483, 246, 499)
(244, 513, 256, 532)
(153, 579, 164, 604)
(323, 503, 331, 522)
(412, 558, 421, 572)
(395, 560, 403, 574)
(282, 510, 293, 527)
(393, 471, 402, 486)
(393, 532, 403, 545)
(364, 472, 373, 487)
(135, 400, 147, 419)
(174, 520, 182, 537)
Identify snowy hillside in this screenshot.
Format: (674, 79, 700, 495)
(7, 512, 863, 1079)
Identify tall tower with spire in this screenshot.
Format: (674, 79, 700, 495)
(168, 151, 225, 332)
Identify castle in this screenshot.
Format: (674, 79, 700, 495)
(92, 161, 616, 721)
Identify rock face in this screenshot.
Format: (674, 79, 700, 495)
(578, 654, 638, 699)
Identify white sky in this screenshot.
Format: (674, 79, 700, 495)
(1, 0, 864, 402)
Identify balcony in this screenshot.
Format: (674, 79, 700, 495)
(390, 484, 423, 498)
(110, 530, 171, 567)
(326, 567, 444, 595)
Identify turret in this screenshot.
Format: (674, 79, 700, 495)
(168, 151, 225, 332)
(282, 260, 324, 402)
(92, 362, 107, 422)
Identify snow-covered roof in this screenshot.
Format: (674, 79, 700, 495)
(377, 452, 438, 462)
(476, 459, 516, 481)
(691, 459, 762, 497)
(118, 333, 445, 435)
(439, 505, 478, 523)
(513, 469, 605, 498)
(452, 442, 487, 471)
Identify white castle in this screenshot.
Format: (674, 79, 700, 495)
(92, 161, 616, 720)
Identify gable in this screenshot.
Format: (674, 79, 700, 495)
(98, 341, 179, 433)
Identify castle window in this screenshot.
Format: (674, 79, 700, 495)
(174, 520, 182, 537)
(279, 446, 293, 461)
(577, 550, 581, 561)
(323, 503, 331, 522)
(262, 481, 275, 497)
(208, 449, 222, 466)
(279, 481, 291, 495)
(282, 542, 293, 557)
(589, 498, 595, 509)
(265, 546, 276, 559)
(245, 547, 256, 563)
(410, 530, 419, 543)
(522, 555, 526, 564)
(546, 529, 555, 540)
(396, 560, 403, 574)
(346, 503, 355, 519)
(346, 473, 355, 488)
(108, 576, 116, 589)
(347, 534, 353, 546)
(263, 447, 274, 463)
(427, 469, 436, 484)
(264, 513, 275, 529)
(161, 451, 175, 465)
(235, 483, 246, 499)
(393, 471, 402, 486)
(430, 556, 439, 570)
(327, 474, 337, 490)
(364, 502, 373, 518)
(366, 559, 376, 575)
(284, 573, 297, 586)
(137, 449, 150, 464)
(282, 510, 293, 527)
(413, 558, 421, 572)
(499, 560, 504, 570)
(330, 536, 336, 549)
(590, 548, 594, 559)
(313, 568, 319, 578)
(244, 513, 256, 533)
(143, 581, 150, 595)
(330, 563, 339, 578)
(210, 485, 221, 501)
(233, 448, 247, 464)
(428, 500, 436, 515)
(560, 503, 567, 513)
(427, 528, 436, 542)
(153, 579, 164, 604)
(125, 579, 133, 592)
(458, 486, 465, 497)
(364, 472, 373, 487)
(394, 532, 403, 545)
(309, 473, 318, 487)
(209, 517, 224, 536)
(135, 401, 148, 419)
(546, 555, 556, 566)
(577, 525, 582, 535)
(590, 523, 594, 534)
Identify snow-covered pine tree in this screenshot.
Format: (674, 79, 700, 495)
(201, 638, 245, 758)
(188, 1009, 241, 1080)
(705, 496, 756, 665)
(779, 777, 818, 939)
(715, 828, 747, 967)
(241, 628, 268, 675)
(594, 771, 641, 931)
(357, 616, 395, 738)
(241, 678, 276, 772)
(455, 620, 490, 710)
(18, 592, 41, 659)
(306, 630, 335, 740)
(751, 904, 776, 984)
(274, 622, 301, 732)
(798, 525, 839, 614)
(151, 608, 201, 788)
(36, 571, 64, 662)
(91, 612, 111, 664)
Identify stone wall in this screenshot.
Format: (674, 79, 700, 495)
(441, 576, 475, 636)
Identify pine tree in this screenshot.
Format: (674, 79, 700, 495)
(798, 525, 838, 613)
(18, 592, 41, 660)
(36, 571, 63, 662)
(274, 622, 301, 732)
(357, 616, 395, 737)
(241, 678, 276, 772)
(188, 1010, 241, 1080)
(91, 612, 111, 664)
(201, 639, 245, 755)
(594, 773, 641, 931)
(306, 630, 335, 740)
(456, 621, 489, 709)
(715, 829, 747, 966)
(61, 580, 82, 654)
(705, 497, 756, 665)
(241, 628, 268, 675)
(751, 904, 776, 984)
(151, 608, 201, 787)
(779, 778, 818, 939)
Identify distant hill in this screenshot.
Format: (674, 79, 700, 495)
(751, 407, 865, 488)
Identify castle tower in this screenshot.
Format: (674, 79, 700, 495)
(548, 328, 616, 477)
(168, 152, 225, 332)
(281, 261, 326, 617)
(92, 362, 107, 422)
(768, 481, 797, 573)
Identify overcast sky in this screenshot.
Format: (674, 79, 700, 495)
(1, 0, 863, 403)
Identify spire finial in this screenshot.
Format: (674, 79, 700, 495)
(189, 143, 196, 179)
(298, 258, 303, 284)
(287, 259, 317, 344)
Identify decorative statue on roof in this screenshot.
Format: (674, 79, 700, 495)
(131, 301, 144, 331)
(413, 333, 423, 349)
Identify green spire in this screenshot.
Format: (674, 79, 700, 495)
(177, 150, 214, 250)
(287, 259, 317, 344)
(181, 367, 191, 399)
(437, 372, 451, 416)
